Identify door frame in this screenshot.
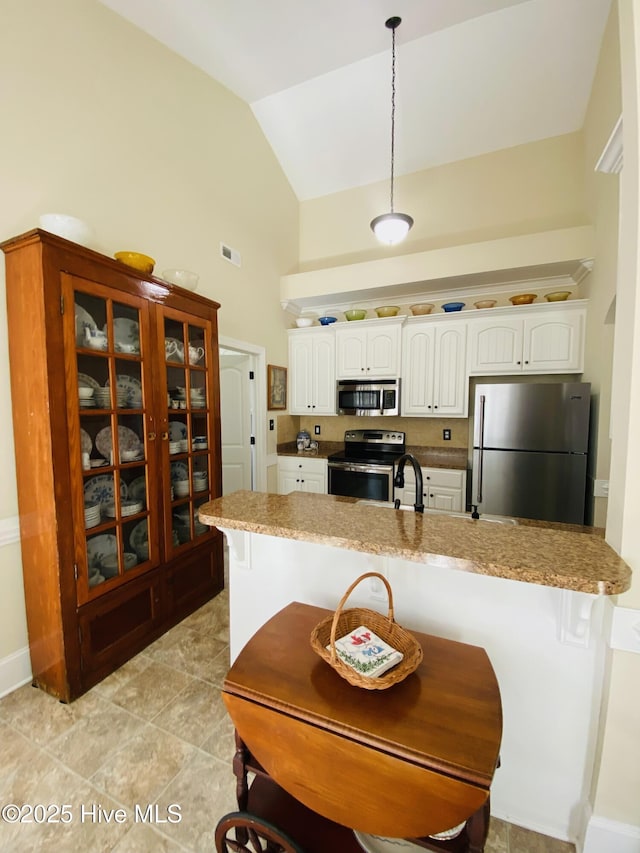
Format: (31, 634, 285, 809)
(219, 335, 267, 492)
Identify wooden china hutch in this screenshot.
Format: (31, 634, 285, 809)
(1, 229, 224, 702)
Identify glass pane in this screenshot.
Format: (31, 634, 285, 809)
(122, 519, 144, 572)
(169, 415, 188, 455)
(193, 498, 209, 538)
(112, 302, 141, 355)
(115, 359, 143, 409)
(128, 517, 150, 563)
(75, 293, 107, 350)
(87, 529, 119, 586)
(173, 507, 192, 545)
(165, 318, 185, 363)
(187, 324, 206, 366)
(168, 366, 187, 410)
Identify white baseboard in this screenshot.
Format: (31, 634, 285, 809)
(0, 646, 32, 698)
(583, 815, 640, 853)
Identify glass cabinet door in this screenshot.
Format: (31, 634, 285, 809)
(67, 278, 158, 603)
(163, 315, 214, 556)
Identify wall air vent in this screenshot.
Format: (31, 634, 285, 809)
(220, 242, 241, 267)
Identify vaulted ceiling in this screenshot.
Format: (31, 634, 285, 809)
(99, 0, 612, 200)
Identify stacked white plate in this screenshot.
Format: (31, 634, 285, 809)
(193, 477, 208, 492)
(103, 499, 143, 518)
(169, 441, 181, 454)
(94, 388, 111, 408)
(116, 391, 129, 408)
(84, 501, 101, 528)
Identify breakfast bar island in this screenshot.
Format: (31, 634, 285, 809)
(199, 490, 631, 846)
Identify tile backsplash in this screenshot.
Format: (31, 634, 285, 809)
(299, 415, 469, 448)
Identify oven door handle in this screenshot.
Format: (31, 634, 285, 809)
(328, 461, 393, 474)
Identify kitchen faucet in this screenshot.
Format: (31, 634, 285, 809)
(393, 454, 424, 513)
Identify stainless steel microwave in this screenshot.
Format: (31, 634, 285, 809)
(336, 379, 400, 416)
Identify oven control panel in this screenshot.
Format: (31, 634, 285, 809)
(344, 430, 405, 445)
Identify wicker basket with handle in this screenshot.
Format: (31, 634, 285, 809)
(309, 572, 423, 690)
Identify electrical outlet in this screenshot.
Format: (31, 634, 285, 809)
(443, 429, 451, 440)
(594, 479, 609, 497)
(314, 425, 321, 435)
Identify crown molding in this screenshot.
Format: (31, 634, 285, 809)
(595, 115, 623, 174)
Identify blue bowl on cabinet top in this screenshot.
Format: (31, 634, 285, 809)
(318, 316, 337, 325)
(442, 302, 465, 312)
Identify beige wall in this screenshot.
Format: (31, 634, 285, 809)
(589, 0, 640, 829)
(299, 132, 588, 270)
(581, 2, 621, 528)
(0, 0, 298, 661)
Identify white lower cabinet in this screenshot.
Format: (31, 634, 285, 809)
(277, 456, 327, 495)
(394, 467, 467, 512)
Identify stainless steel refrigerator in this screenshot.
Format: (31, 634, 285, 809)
(471, 381, 591, 524)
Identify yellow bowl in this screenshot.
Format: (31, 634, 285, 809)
(114, 251, 155, 275)
(344, 309, 367, 321)
(375, 306, 400, 318)
(544, 291, 571, 302)
(509, 293, 537, 306)
(474, 299, 497, 309)
(410, 303, 434, 315)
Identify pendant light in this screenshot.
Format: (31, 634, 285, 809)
(370, 16, 414, 245)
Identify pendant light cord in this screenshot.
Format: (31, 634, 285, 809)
(389, 20, 397, 214)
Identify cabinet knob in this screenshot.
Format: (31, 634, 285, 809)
(517, 360, 521, 365)
(148, 432, 157, 441)
(434, 405, 438, 409)
(161, 431, 169, 440)
(524, 360, 529, 364)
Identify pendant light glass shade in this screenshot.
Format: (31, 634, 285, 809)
(370, 16, 413, 245)
(371, 212, 414, 245)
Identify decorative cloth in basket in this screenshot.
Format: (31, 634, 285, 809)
(309, 572, 423, 690)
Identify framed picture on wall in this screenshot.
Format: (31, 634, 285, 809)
(267, 364, 287, 410)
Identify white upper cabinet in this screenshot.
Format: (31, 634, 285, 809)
(467, 303, 586, 375)
(401, 319, 468, 417)
(335, 320, 401, 379)
(288, 329, 336, 415)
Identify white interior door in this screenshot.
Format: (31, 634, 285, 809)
(220, 352, 253, 494)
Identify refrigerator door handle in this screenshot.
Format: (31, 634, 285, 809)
(476, 394, 486, 503)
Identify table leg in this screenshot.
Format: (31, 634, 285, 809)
(232, 729, 250, 846)
(466, 796, 490, 853)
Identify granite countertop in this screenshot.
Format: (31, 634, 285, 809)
(277, 442, 468, 469)
(199, 490, 631, 596)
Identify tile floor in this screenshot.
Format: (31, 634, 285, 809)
(0, 587, 575, 853)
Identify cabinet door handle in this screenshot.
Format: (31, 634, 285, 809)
(149, 432, 157, 441)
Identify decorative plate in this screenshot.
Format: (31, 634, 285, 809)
(77, 372, 100, 390)
(80, 429, 92, 454)
(113, 375, 142, 405)
(86, 533, 117, 569)
(84, 473, 129, 505)
(113, 318, 140, 352)
(129, 519, 148, 550)
(128, 476, 147, 503)
(95, 425, 143, 459)
(170, 461, 189, 482)
(169, 420, 188, 441)
(75, 304, 97, 346)
(353, 825, 466, 853)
